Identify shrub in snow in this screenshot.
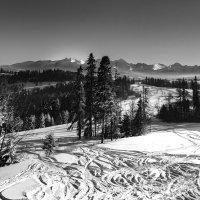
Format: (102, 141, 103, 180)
(43, 134, 55, 156)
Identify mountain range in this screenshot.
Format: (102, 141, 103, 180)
(1, 58, 200, 79)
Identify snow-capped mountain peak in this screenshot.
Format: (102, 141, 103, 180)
(80, 60, 85, 65)
(153, 63, 166, 70)
(70, 58, 85, 65)
(70, 58, 76, 63)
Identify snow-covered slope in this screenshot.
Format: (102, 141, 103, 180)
(1, 121, 200, 199)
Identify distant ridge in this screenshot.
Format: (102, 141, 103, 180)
(1, 57, 200, 79)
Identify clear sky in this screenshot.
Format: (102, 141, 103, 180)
(0, 0, 200, 65)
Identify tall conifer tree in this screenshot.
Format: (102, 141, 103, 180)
(75, 66, 85, 140)
(122, 113, 130, 137)
(96, 56, 114, 143)
(134, 97, 144, 136)
(85, 53, 96, 137)
(192, 76, 200, 111)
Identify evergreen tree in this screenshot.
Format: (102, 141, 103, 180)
(35, 113, 45, 128)
(45, 113, 51, 127)
(27, 115, 35, 130)
(96, 56, 114, 143)
(192, 76, 200, 111)
(22, 116, 29, 131)
(55, 113, 62, 125)
(51, 117, 55, 126)
(39, 113, 45, 128)
(182, 79, 189, 120)
(35, 114, 40, 129)
(122, 113, 130, 137)
(134, 98, 144, 136)
(43, 134, 55, 156)
(75, 66, 85, 140)
(142, 86, 150, 121)
(129, 100, 135, 136)
(158, 105, 167, 120)
(51, 98, 60, 123)
(110, 97, 121, 140)
(85, 53, 96, 137)
(61, 110, 69, 124)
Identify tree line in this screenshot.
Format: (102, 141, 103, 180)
(0, 69, 77, 84)
(115, 76, 135, 99)
(143, 77, 191, 89)
(158, 76, 200, 122)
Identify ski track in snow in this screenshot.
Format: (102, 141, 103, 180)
(1, 146, 200, 200)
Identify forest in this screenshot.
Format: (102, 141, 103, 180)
(0, 54, 142, 143)
(143, 77, 191, 89)
(0, 69, 77, 84)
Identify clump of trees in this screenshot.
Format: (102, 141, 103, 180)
(158, 76, 200, 122)
(6, 83, 72, 132)
(143, 77, 190, 89)
(121, 87, 151, 137)
(70, 53, 148, 142)
(115, 76, 135, 99)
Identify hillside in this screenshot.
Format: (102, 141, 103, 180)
(0, 58, 84, 72)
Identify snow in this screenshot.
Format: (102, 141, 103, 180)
(0, 159, 34, 182)
(98, 124, 200, 155)
(70, 58, 76, 63)
(153, 63, 166, 70)
(1, 178, 38, 199)
(1, 121, 200, 199)
(70, 58, 85, 64)
(80, 59, 85, 64)
(54, 153, 79, 164)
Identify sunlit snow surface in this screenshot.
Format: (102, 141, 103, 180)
(1, 121, 200, 199)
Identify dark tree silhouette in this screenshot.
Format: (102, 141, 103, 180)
(96, 56, 114, 143)
(75, 66, 85, 140)
(85, 53, 96, 137)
